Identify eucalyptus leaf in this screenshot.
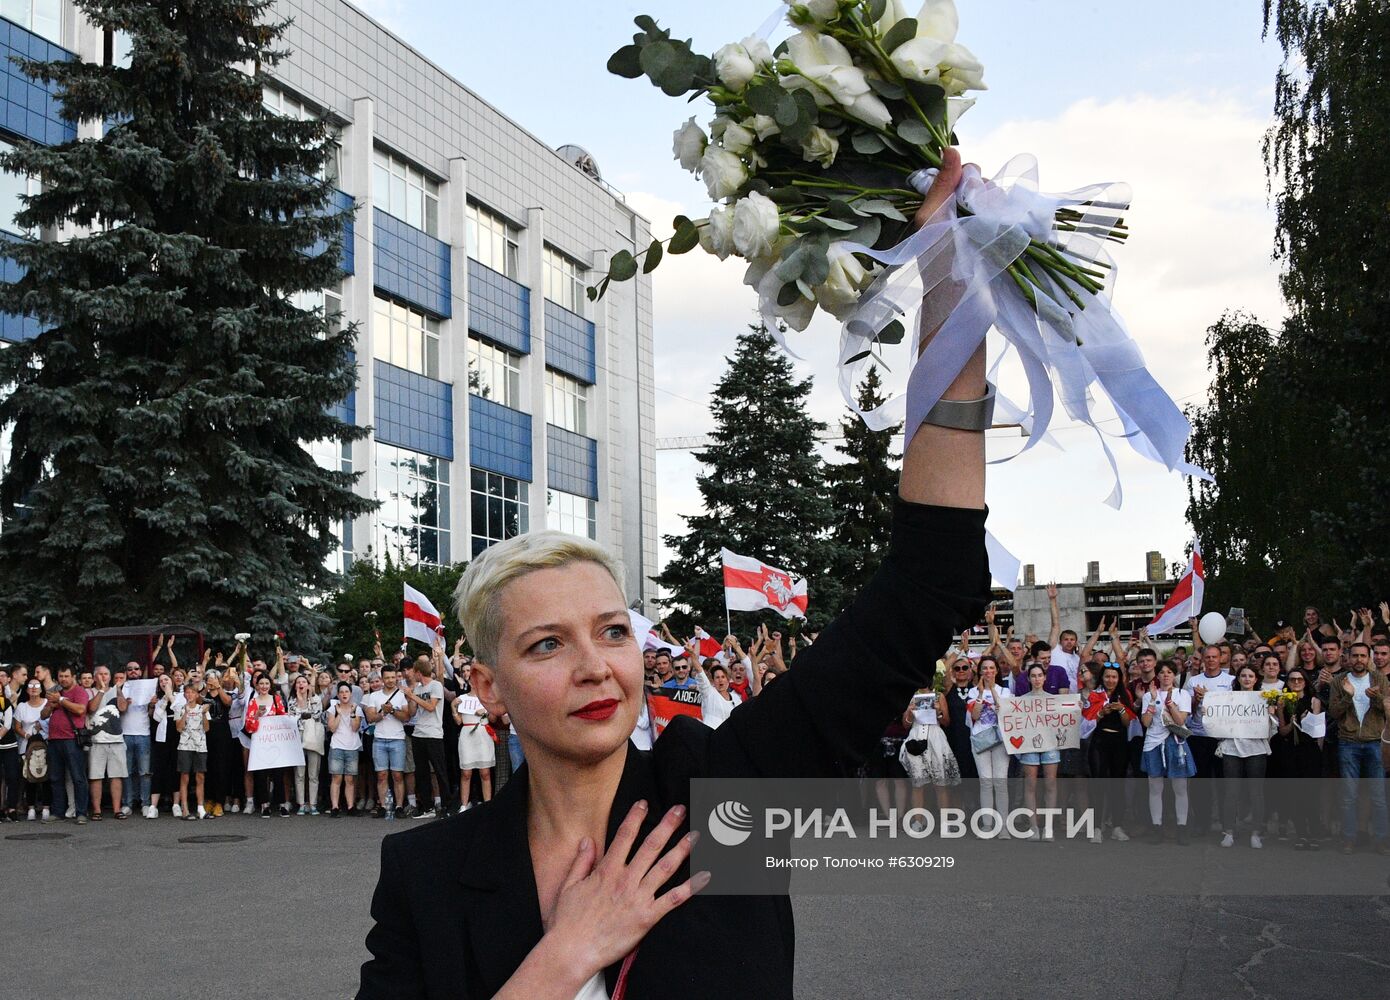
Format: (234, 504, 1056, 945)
(818, 216, 859, 231)
(639, 40, 677, 80)
(867, 0, 887, 22)
(843, 216, 882, 247)
(875, 319, 906, 346)
(606, 45, 644, 79)
(745, 83, 781, 116)
(774, 92, 800, 127)
(896, 118, 934, 146)
(633, 14, 658, 33)
(609, 249, 638, 282)
(855, 198, 909, 222)
(642, 238, 663, 274)
(851, 131, 886, 155)
(777, 281, 803, 307)
(867, 76, 905, 100)
(669, 219, 700, 254)
(905, 80, 947, 128)
(801, 244, 831, 286)
(882, 18, 918, 53)
(845, 349, 873, 365)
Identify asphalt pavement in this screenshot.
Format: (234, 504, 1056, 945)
(5, 812, 1388, 999)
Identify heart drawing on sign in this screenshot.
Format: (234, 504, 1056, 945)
(1009, 736, 1024, 749)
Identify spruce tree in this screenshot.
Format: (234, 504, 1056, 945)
(654, 323, 840, 635)
(825, 366, 900, 615)
(0, 0, 373, 657)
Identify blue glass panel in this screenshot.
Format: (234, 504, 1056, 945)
(372, 359, 453, 461)
(543, 299, 595, 385)
(546, 424, 598, 500)
(372, 208, 450, 317)
(467, 257, 529, 355)
(468, 394, 532, 482)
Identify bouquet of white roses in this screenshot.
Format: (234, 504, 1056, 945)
(596, 0, 1206, 548)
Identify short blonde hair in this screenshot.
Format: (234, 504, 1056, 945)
(455, 530, 626, 665)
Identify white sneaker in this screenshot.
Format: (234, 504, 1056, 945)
(197, 805, 207, 820)
(120, 805, 132, 818)
(1111, 826, 1130, 842)
(1089, 830, 1103, 844)
(172, 803, 183, 818)
(64, 806, 75, 819)
(245, 800, 254, 813)
(41, 807, 51, 821)
(26, 807, 35, 821)
(144, 806, 157, 819)
(1250, 832, 1263, 849)
(1220, 832, 1235, 848)
(229, 802, 241, 814)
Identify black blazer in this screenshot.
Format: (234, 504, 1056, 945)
(358, 500, 989, 999)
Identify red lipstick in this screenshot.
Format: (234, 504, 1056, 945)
(571, 698, 619, 720)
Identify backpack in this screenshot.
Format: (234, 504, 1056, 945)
(22, 737, 48, 783)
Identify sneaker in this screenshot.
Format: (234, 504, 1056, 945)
(197, 804, 207, 820)
(211, 803, 223, 818)
(172, 803, 183, 819)
(330, 807, 341, 818)
(374, 807, 386, 819)
(1250, 832, 1262, 849)
(297, 805, 308, 816)
(363, 799, 375, 812)
(1111, 826, 1129, 842)
(64, 806, 75, 819)
(1175, 825, 1189, 846)
(75, 815, 88, 825)
(347, 805, 359, 817)
(26, 807, 35, 821)
(41, 810, 54, 823)
(229, 802, 241, 814)
(309, 806, 320, 816)
(1089, 830, 1102, 844)
(1341, 841, 1355, 855)
(246, 800, 255, 813)
(1308, 838, 1321, 851)
(279, 804, 291, 817)
(400, 805, 417, 819)
(260, 804, 270, 818)
(1220, 832, 1234, 848)
(120, 805, 132, 818)
(184, 812, 199, 821)
(415, 808, 436, 820)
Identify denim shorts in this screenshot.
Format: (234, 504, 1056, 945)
(371, 738, 406, 772)
(328, 747, 359, 776)
(1018, 749, 1061, 766)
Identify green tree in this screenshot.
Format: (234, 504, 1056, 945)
(825, 365, 900, 615)
(317, 558, 468, 665)
(654, 323, 841, 635)
(1186, 0, 1390, 617)
(0, 0, 373, 658)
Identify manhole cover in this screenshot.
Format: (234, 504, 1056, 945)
(6, 832, 72, 841)
(178, 834, 249, 845)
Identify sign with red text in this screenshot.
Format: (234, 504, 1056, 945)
(246, 714, 306, 771)
(999, 693, 1083, 755)
(646, 688, 703, 738)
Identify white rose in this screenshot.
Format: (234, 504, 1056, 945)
(875, 0, 910, 32)
(732, 192, 781, 259)
(701, 146, 748, 200)
(714, 43, 757, 92)
(815, 244, 876, 320)
(740, 35, 773, 71)
(913, 0, 961, 42)
(800, 126, 839, 168)
(783, 31, 870, 108)
(721, 121, 756, 154)
(938, 45, 987, 95)
(845, 90, 893, 130)
(750, 114, 781, 140)
(890, 1, 986, 93)
(699, 205, 736, 260)
(672, 117, 707, 173)
(889, 36, 949, 85)
(790, 0, 842, 25)
(945, 96, 975, 130)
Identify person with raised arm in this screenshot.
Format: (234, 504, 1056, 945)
(358, 149, 990, 1000)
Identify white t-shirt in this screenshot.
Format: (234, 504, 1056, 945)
(411, 680, 445, 739)
(1051, 646, 1081, 690)
(362, 689, 408, 741)
(327, 703, 364, 752)
(15, 701, 46, 754)
(1182, 671, 1234, 736)
(694, 673, 741, 730)
(175, 702, 208, 753)
(965, 684, 1008, 736)
(1259, 680, 1284, 691)
(119, 681, 154, 736)
(1141, 688, 1193, 751)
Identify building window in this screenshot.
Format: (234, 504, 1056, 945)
(543, 246, 585, 313)
(290, 284, 343, 334)
(375, 443, 450, 566)
(3, 0, 62, 46)
(467, 336, 521, 408)
(471, 469, 529, 556)
(545, 369, 588, 436)
(373, 148, 439, 236)
(373, 296, 440, 379)
(0, 140, 38, 238)
(547, 489, 596, 540)
(308, 439, 354, 574)
(466, 202, 519, 278)
(263, 85, 340, 184)
(103, 28, 132, 68)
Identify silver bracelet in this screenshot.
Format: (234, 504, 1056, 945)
(920, 382, 997, 432)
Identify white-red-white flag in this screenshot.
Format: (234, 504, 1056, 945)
(403, 583, 444, 646)
(692, 626, 722, 659)
(1147, 542, 1204, 636)
(721, 548, 808, 620)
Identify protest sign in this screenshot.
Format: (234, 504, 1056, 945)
(247, 714, 306, 770)
(1199, 691, 1270, 739)
(122, 678, 157, 707)
(999, 693, 1083, 755)
(646, 687, 702, 738)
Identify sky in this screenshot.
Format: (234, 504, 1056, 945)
(352, 0, 1288, 586)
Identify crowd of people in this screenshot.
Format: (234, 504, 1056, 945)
(0, 633, 505, 824)
(0, 595, 1386, 855)
(866, 591, 1390, 853)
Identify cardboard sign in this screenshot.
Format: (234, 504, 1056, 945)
(646, 688, 702, 738)
(1199, 691, 1270, 739)
(999, 693, 1083, 755)
(1228, 607, 1247, 636)
(246, 714, 306, 770)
